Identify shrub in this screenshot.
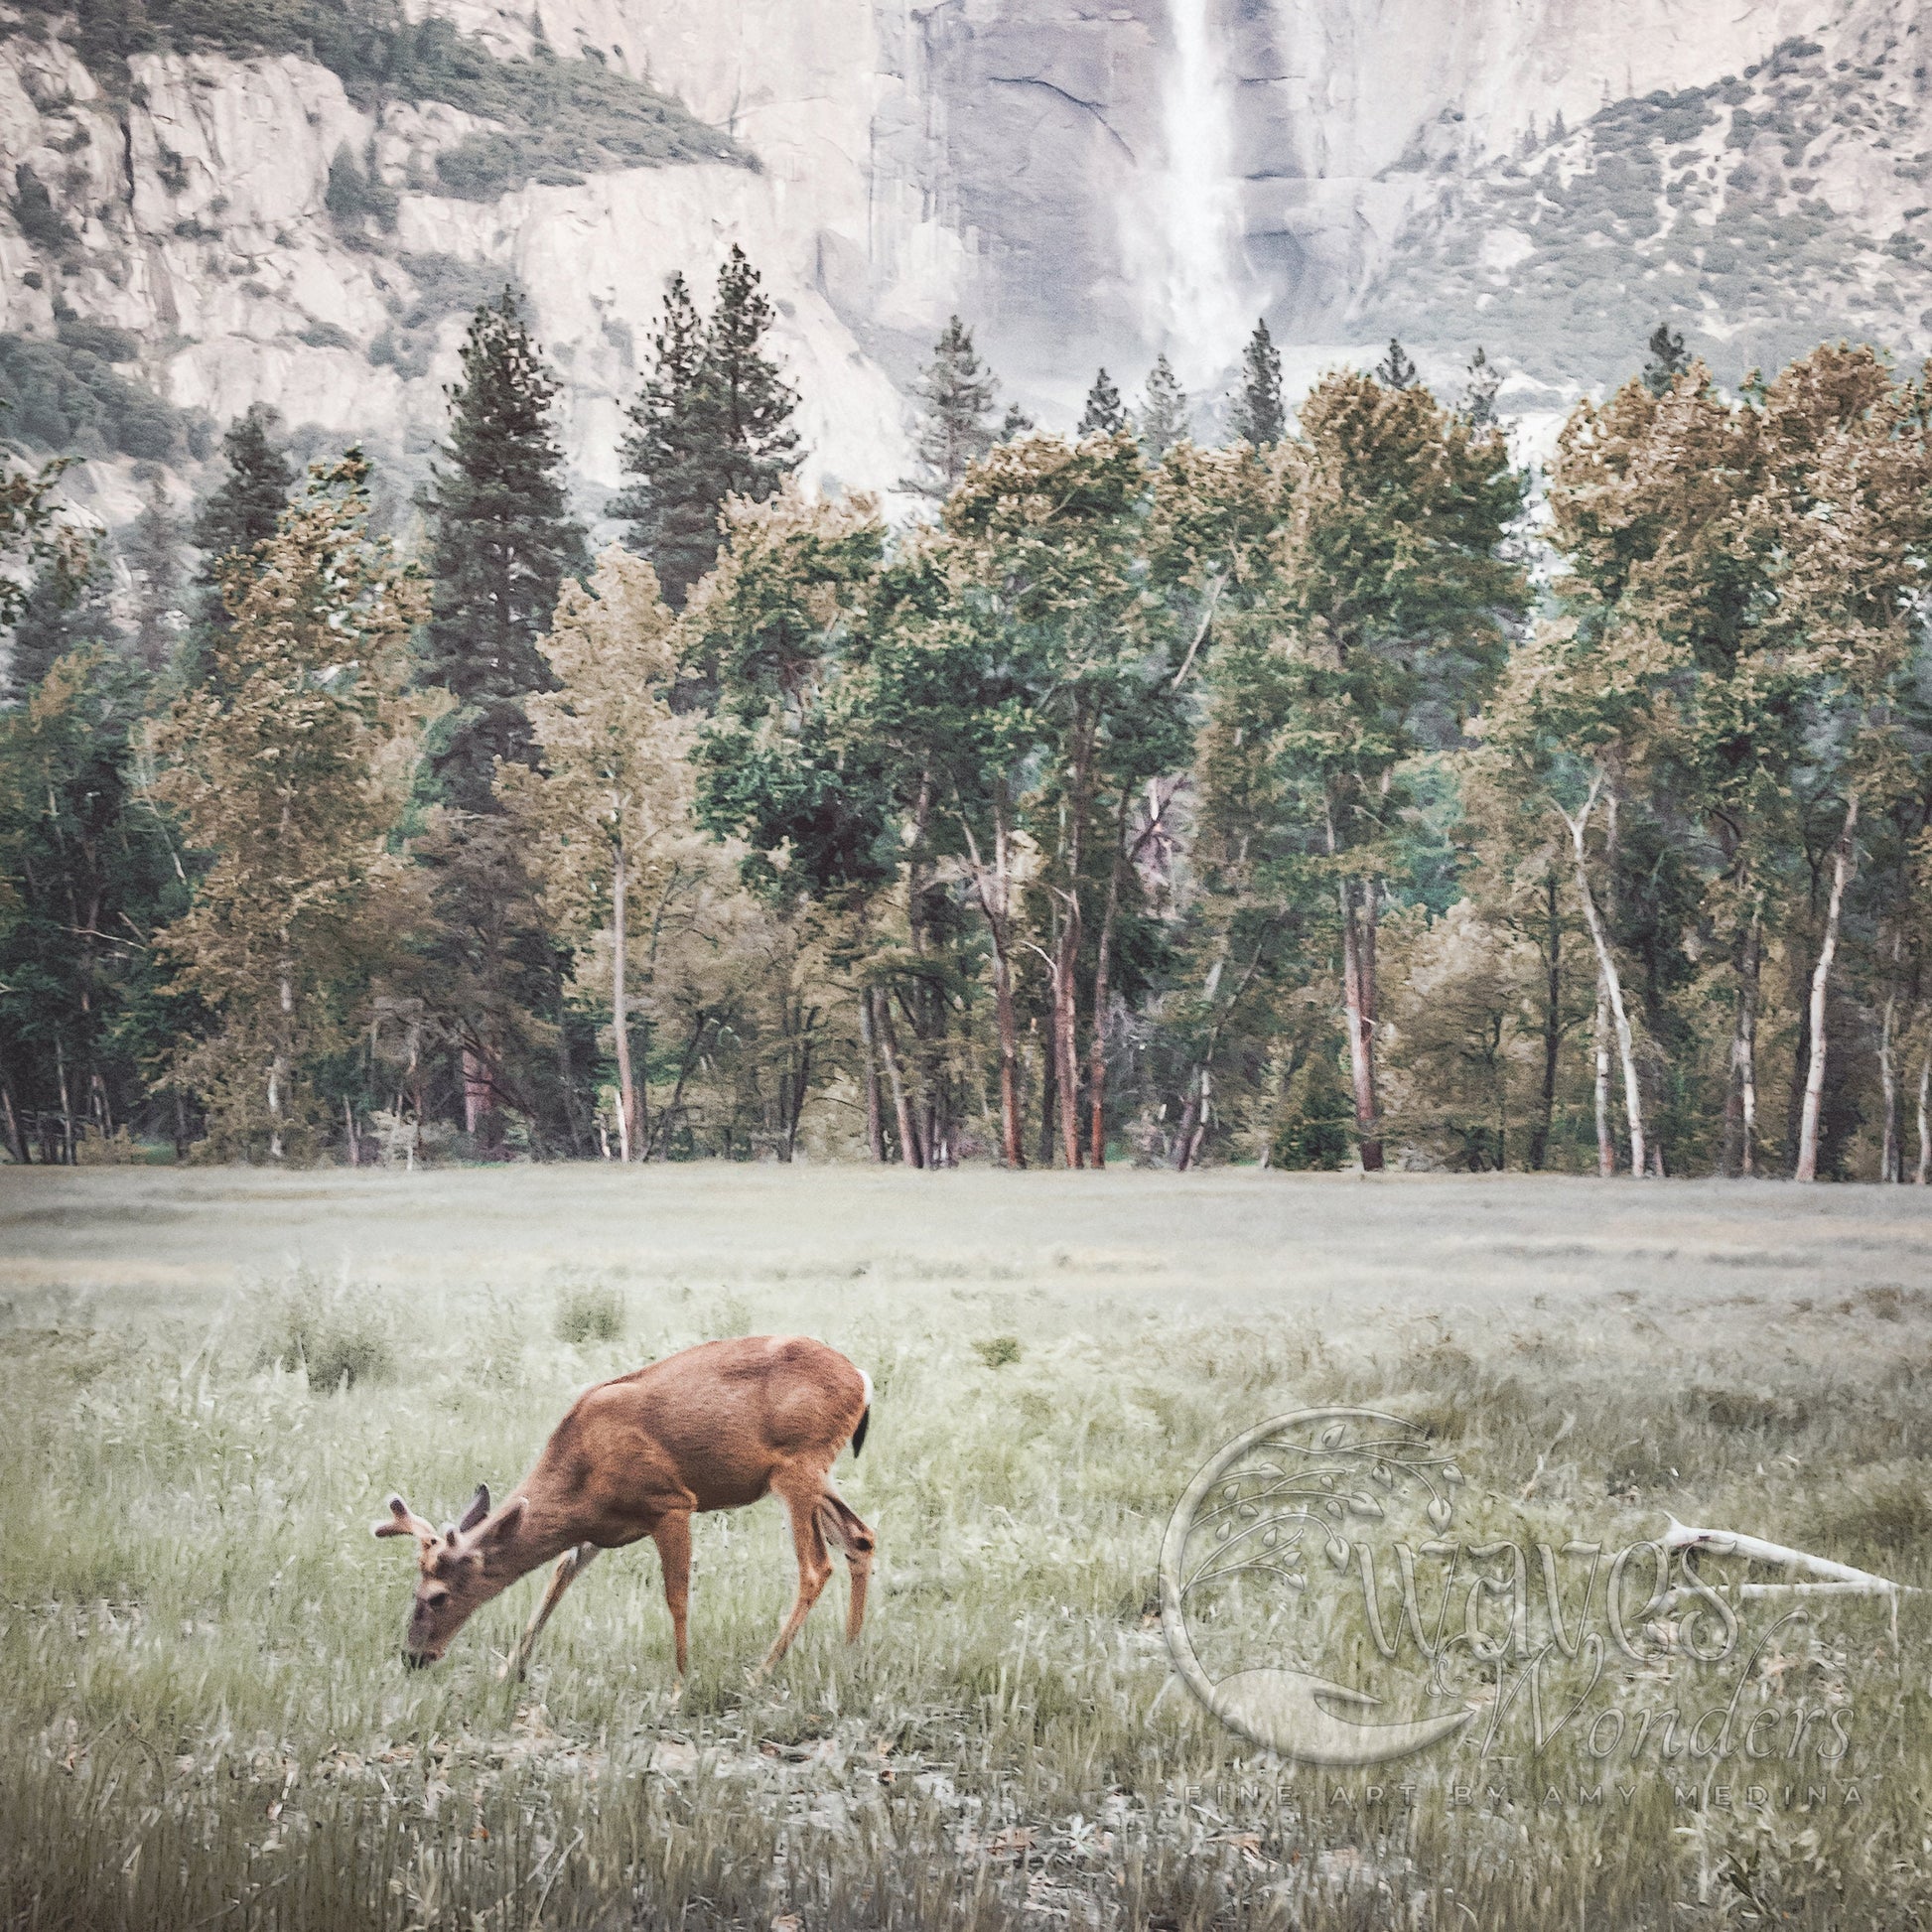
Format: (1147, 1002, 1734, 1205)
(325, 144, 397, 232)
(55, 315, 137, 361)
(9, 164, 72, 250)
(974, 1334, 1022, 1368)
(1273, 1050, 1353, 1172)
(297, 319, 357, 350)
(554, 1279, 624, 1344)
(0, 332, 204, 461)
(254, 1272, 395, 1391)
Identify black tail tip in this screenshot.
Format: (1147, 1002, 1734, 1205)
(851, 1405, 870, 1457)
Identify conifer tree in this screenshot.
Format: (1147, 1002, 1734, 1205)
(6, 534, 118, 700)
(1374, 339, 1420, 390)
(1000, 401, 1035, 440)
(1138, 355, 1188, 459)
(1078, 367, 1128, 437)
(901, 315, 1000, 502)
(1642, 322, 1691, 396)
(612, 273, 713, 609)
(1230, 319, 1285, 447)
(183, 406, 295, 692)
(125, 482, 183, 674)
(418, 289, 586, 816)
(705, 244, 802, 507)
(614, 248, 799, 606)
(192, 407, 294, 626)
(1461, 345, 1502, 428)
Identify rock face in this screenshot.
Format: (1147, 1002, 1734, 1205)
(0, 0, 1910, 520)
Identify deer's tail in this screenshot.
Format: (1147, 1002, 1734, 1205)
(850, 1368, 872, 1457)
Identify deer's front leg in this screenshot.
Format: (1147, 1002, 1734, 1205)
(500, 1543, 599, 1682)
(652, 1512, 692, 1679)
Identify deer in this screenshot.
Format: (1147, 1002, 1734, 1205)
(373, 1334, 875, 1682)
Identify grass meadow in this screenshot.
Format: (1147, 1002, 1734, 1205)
(3, 1166, 1931, 1929)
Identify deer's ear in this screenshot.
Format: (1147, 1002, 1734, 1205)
(475, 1495, 526, 1546)
(457, 1484, 491, 1535)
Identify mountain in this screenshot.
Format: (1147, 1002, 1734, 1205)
(0, 0, 1916, 529)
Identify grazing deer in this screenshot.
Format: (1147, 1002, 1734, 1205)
(374, 1335, 874, 1680)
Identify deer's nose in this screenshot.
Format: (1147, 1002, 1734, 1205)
(402, 1648, 433, 1671)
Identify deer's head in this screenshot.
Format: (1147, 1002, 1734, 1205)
(373, 1486, 525, 1667)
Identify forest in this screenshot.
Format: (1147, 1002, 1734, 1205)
(2, 255, 1928, 1181)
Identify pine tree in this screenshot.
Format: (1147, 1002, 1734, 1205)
(1642, 323, 1691, 396)
(1461, 346, 1502, 429)
(612, 273, 714, 610)
(701, 244, 801, 515)
(183, 406, 296, 692)
(125, 482, 183, 674)
(1078, 368, 1128, 437)
(6, 533, 118, 700)
(1374, 339, 1420, 390)
(418, 289, 587, 815)
(1138, 355, 1188, 460)
(192, 407, 294, 625)
(614, 248, 800, 606)
(901, 315, 1000, 502)
(1230, 319, 1285, 447)
(1000, 401, 1035, 440)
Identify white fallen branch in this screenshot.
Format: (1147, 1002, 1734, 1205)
(1659, 1514, 1907, 1593)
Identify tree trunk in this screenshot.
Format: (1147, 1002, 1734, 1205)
(782, 1021, 812, 1163)
(650, 1013, 710, 1160)
(0, 1075, 26, 1166)
(1725, 905, 1762, 1177)
(1563, 778, 1645, 1178)
(1917, 1051, 1930, 1187)
(966, 795, 1025, 1168)
(1592, 977, 1613, 1175)
(1053, 715, 1090, 1171)
(1325, 778, 1383, 1173)
(1338, 878, 1385, 1171)
(858, 990, 886, 1162)
(1087, 803, 1127, 1170)
(269, 944, 293, 1164)
(612, 841, 635, 1163)
(1529, 870, 1561, 1172)
(555, 987, 585, 1159)
(1878, 929, 1903, 1182)
(874, 987, 923, 1167)
(1796, 790, 1858, 1184)
(1036, 1021, 1058, 1169)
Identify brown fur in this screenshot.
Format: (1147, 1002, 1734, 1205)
(374, 1334, 874, 1679)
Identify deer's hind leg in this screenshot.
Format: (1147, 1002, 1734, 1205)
(652, 1511, 692, 1679)
(817, 1492, 875, 1643)
(755, 1468, 837, 1677)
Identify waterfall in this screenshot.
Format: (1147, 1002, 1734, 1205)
(1153, 0, 1251, 391)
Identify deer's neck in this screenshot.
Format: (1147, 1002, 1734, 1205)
(477, 1496, 582, 1593)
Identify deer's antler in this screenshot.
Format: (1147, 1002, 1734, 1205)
(373, 1494, 439, 1546)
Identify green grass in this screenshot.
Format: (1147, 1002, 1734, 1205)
(2, 1168, 1931, 1927)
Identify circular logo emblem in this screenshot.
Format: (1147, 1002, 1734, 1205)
(1160, 1407, 1476, 1765)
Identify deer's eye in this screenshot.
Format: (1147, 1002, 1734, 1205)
(423, 1587, 450, 1607)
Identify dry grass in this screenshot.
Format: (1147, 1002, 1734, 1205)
(1, 1167, 1930, 1928)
